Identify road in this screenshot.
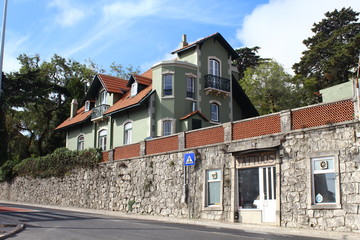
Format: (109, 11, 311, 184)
(0, 202, 329, 240)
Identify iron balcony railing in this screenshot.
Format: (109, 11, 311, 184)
(91, 104, 110, 119)
(204, 74, 230, 92)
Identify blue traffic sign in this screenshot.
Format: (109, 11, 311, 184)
(184, 152, 195, 166)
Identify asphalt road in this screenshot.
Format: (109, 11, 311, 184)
(0, 203, 330, 240)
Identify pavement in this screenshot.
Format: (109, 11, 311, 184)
(0, 201, 360, 240)
(0, 215, 24, 240)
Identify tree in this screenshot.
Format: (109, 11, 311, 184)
(3, 54, 96, 159)
(240, 60, 302, 115)
(234, 46, 262, 80)
(110, 62, 140, 79)
(293, 7, 360, 103)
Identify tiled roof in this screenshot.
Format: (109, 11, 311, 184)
(180, 110, 209, 121)
(133, 74, 152, 86)
(55, 106, 92, 130)
(97, 74, 129, 93)
(104, 85, 153, 115)
(171, 32, 239, 59)
(141, 69, 153, 79)
(172, 32, 219, 54)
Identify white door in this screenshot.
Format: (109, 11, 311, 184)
(259, 166, 276, 222)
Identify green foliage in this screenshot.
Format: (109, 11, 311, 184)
(293, 7, 360, 103)
(234, 46, 262, 80)
(0, 157, 22, 182)
(110, 62, 140, 79)
(240, 60, 302, 115)
(12, 148, 101, 179)
(127, 200, 136, 212)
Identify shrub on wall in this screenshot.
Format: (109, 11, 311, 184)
(12, 148, 101, 179)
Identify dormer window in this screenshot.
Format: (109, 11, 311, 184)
(85, 101, 90, 112)
(131, 82, 138, 97)
(100, 90, 107, 105)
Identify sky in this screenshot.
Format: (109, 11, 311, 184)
(2, 0, 360, 75)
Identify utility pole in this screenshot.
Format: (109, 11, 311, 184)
(0, 0, 8, 98)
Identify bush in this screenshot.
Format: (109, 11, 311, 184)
(12, 148, 101, 179)
(0, 157, 21, 182)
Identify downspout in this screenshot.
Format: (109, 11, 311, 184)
(356, 53, 360, 120)
(229, 56, 233, 122)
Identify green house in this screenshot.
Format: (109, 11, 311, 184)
(56, 33, 258, 151)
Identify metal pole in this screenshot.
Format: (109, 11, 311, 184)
(0, 0, 8, 97)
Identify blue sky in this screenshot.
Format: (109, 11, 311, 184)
(2, 0, 360, 74)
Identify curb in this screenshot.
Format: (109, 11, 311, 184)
(0, 222, 25, 240)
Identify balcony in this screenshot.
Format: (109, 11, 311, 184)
(204, 74, 230, 97)
(91, 104, 110, 120)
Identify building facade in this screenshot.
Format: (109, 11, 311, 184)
(56, 33, 258, 151)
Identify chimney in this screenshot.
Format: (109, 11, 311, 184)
(180, 34, 188, 48)
(70, 99, 78, 119)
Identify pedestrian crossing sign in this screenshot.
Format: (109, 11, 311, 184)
(184, 152, 195, 166)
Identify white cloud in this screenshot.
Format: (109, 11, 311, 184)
(3, 35, 29, 73)
(237, 0, 360, 73)
(49, 0, 86, 27)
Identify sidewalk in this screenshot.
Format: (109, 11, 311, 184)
(1, 200, 360, 240)
(0, 215, 24, 240)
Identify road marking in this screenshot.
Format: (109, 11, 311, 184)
(0, 206, 35, 212)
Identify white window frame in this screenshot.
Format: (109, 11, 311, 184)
(85, 101, 90, 112)
(124, 122, 133, 145)
(210, 103, 219, 122)
(163, 120, 172, 136)
(131, 82, 138, 97)
(98, 129, 107, 151)
(186, 76, 195, 99)
(77, 135, 85, 151)
(100, 90, 107, 105)
(163, 74, 173, 97)
(203, 166, 223, 211)
(209, 57, 221, 77)
(307, 151, 341, 209)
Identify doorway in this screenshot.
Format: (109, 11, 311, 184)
(238, 166, 277, 223)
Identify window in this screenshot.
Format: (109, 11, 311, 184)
(209, 59, 220, 76)
(98, 129, 107, 150)
(124, 122, 132, 145)
(206, 169, 221, 206)
(311, 156, 337, 204)
(238, 168, 259, 208)
(77, 135, 84, 151)
(131, 82, 138, 97)
(163, 74, 173, 96)
(100, 90, 107, 105)
(163, 120, 172, 136)
(85, 101, 90, 112)
(210, 103, 219, 122)
(186, 76, 195, 99)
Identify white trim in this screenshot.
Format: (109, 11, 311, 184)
(208, 56, 222, 76)
(307, 151, 341, 209)
(77, 134, 85, 151)
(203, 165, 224, 211)
(123, 121, 133, 145)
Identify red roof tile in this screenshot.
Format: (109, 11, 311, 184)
(55, 106, 92, 130)
(172, 32, 219, 54)
(105, 85, 153, 115)
(180, 110, 209, 121)
(133, 74, 152, 86)
(97, 74, 129, 93)
(141, 69, 153, 79)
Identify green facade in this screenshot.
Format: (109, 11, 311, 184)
(62, 33, 256, 151)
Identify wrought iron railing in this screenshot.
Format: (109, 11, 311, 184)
(204, 74, 230, 92)
(91, 104, 110, 119)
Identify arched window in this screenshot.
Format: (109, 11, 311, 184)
(124, 122, 132, 145)
(98, 129, 107, 150)
(163, 120, 172, 136)
(209, 59, 220, 77)
(210, 103, 219, 122)
(77, 135, 84, 151)
(85, 101, 90, 112)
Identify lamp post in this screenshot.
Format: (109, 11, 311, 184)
(0, 0, 8, 98)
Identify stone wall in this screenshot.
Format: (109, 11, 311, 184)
(1, 121, 360, 233)
(281, 123, 360, 232)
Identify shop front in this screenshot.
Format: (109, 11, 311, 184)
(234, 149, 281, 225)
